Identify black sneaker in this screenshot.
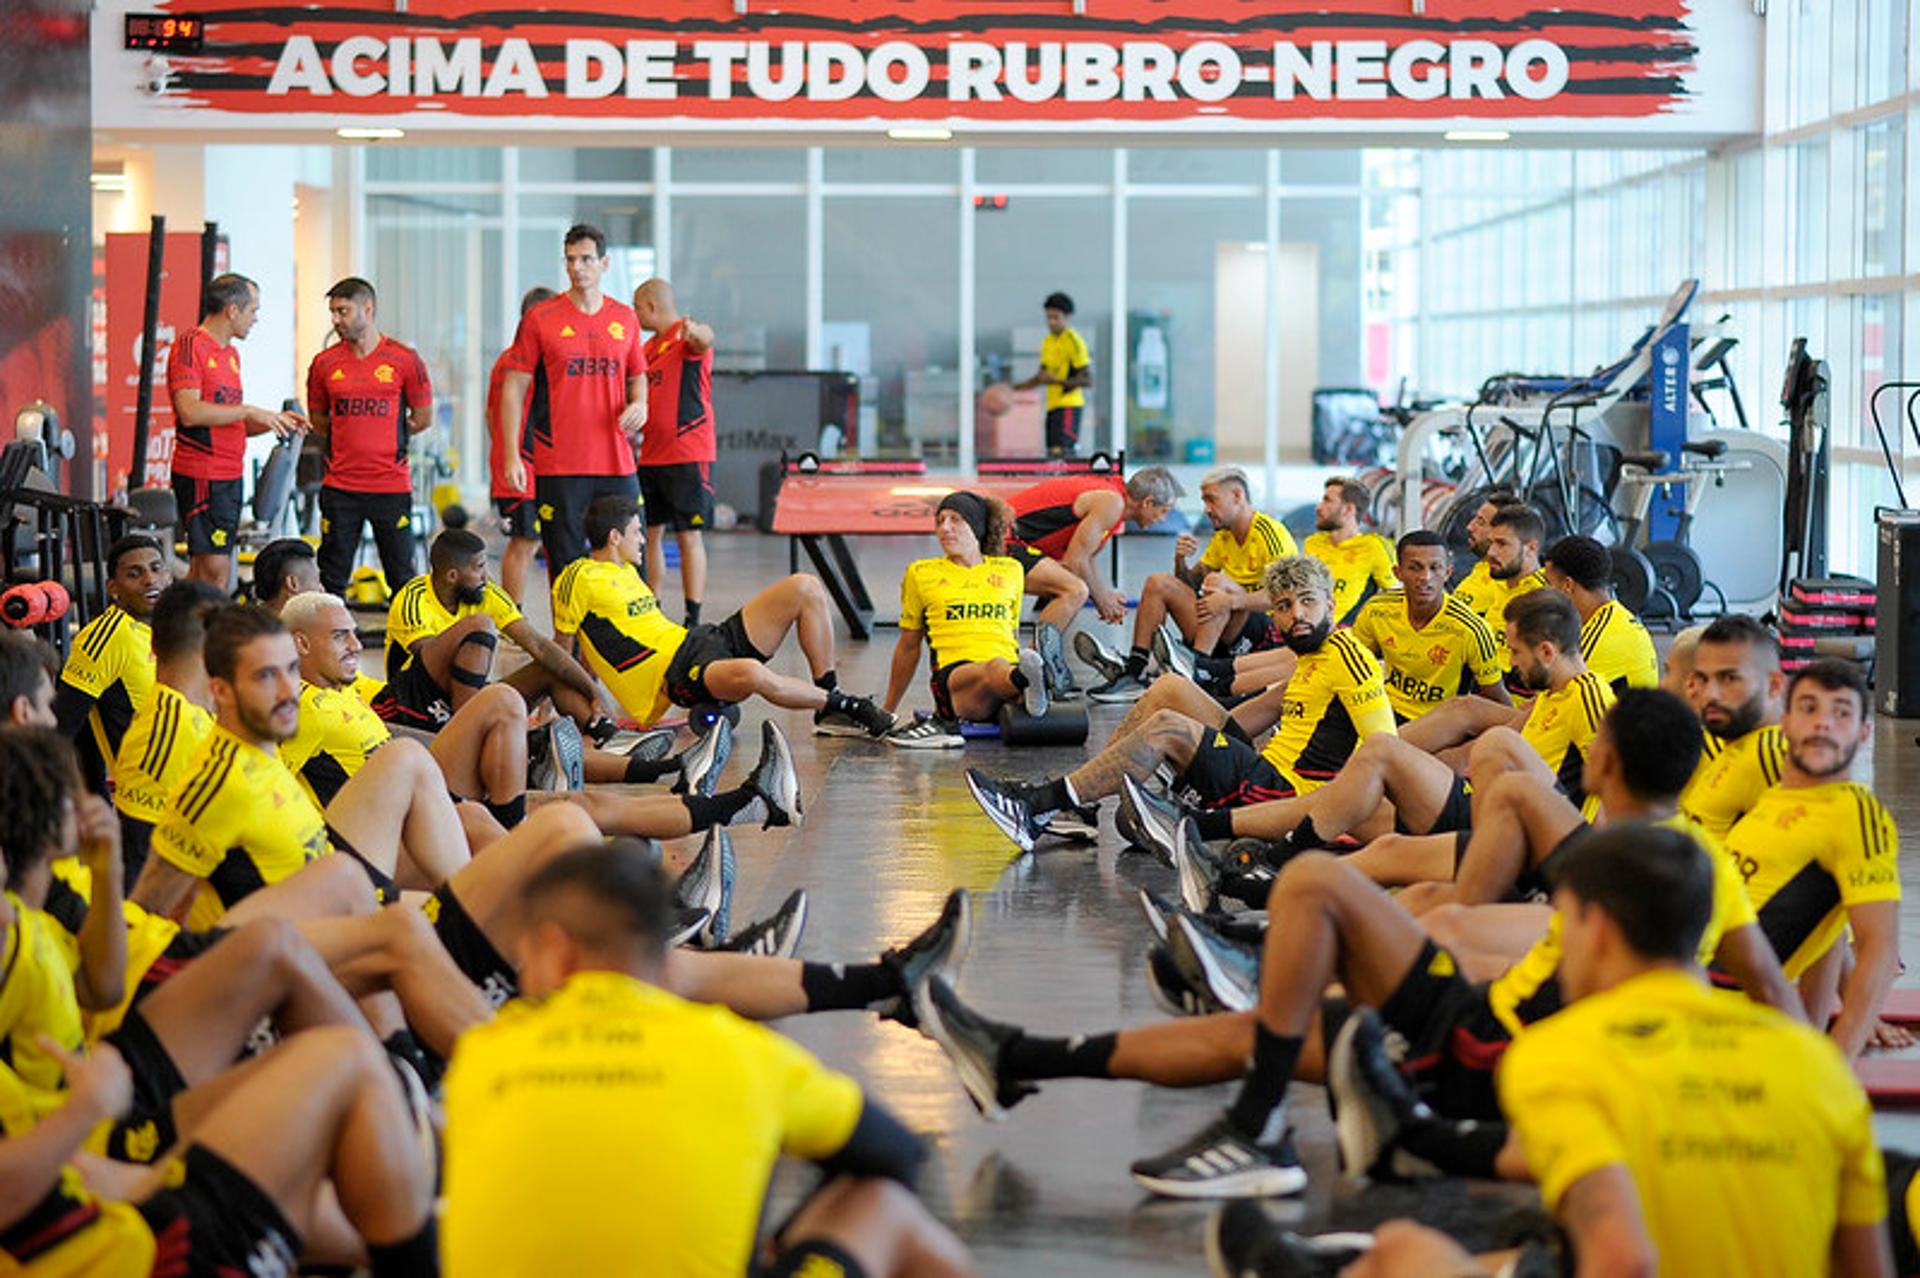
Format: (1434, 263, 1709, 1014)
(1145, 944, 1222, 1017)
(1205, 1202, 1371, 1278)
(1174, 817, 1225, 914)
(674, 715, 734, 799)
(1040, 803, 1099, 843)
(1152, 618, 1199, 684)
(744, 720, 801, 829)
(878, 888, 972, 1026)
(1073, 630, 1126, 683)
(1119, 774, 1188, 866)
(1087, 671, 1151, 704)
(1131, 1116, 1306, 1200)
(1015, 648, 1051, 719)
(717, 889, 809, 958)
(1327, 1009, 1428, 1183)
(1168, 914, 1260, 1014)
(673, 827, 736, 945)
(913, 976, 1038, 1120)
(668, 906, 710, 948)
(815, 694, 895, 738)
(1034, 621, 1078, 698)
(964, 768, 1047, 855)
(1139, 887, 1267, 949)
(887, 716, 965, 749)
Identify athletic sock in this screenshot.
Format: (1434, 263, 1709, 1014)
(683, 788, 758, 831)
(823, 687, 858, 717)
(368, 1219, 439, 1278)
(800, 961, 902, 1013)
(1396, 1115, 1507, 1179)
(1003, 1030, 1118, 1081)
(1009, 665, 1031, 691)
(684, 600, 702, 627)
(1194, 808, 1236, 842)
(1227, 1026, 1303, 1144)
(482, 794, 527, 829)
(1194, 655, 1236, 687)
(1031, 777, 1075, 816)
(815, 671, 839, 694)
(1285, 817, 1327, 855)
(1123, 646, 1151, 679)
(625, 754, 682, 783)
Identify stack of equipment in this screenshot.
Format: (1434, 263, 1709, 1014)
(1778, 575, 1876, 675)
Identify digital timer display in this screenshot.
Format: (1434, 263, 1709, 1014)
(124, 14, 204, 52)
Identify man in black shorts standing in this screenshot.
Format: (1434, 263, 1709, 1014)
(633, 277, 717, 626)
(489, 286, 555, 606)
(166, 273, 306, 587)
(494, 225, 647, 574)
(305, 276, 432, 597)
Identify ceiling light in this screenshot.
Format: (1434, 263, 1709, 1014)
(337, 126, 405, 140)
(887, 126, 952, 141)
(1444, 129, 1511, 143)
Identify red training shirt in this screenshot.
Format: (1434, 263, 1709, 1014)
(1009, 473, 1127, 560)
(306, 337, 432, 495)
(639, 319, 717, 467)
(507, 294, 645, 478)
(165, 325, 247, 481)
(486, 349, 546, 500)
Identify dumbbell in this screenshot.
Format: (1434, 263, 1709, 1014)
(37, 581, 68, 621)
(997, 699, 1090, 746)
(1, 583, 47, 627)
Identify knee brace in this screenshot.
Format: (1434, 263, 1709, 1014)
(452, 629, 497, 687)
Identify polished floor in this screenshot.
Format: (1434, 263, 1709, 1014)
(500, 528, 1920, 1276)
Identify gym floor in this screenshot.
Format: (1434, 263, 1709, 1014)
(487, 529, 1920, 1275)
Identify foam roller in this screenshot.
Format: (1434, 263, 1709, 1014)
(997, 699, 1090, 746)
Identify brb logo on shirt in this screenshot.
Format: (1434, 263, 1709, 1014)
(944, 601, 1014, 622)
(566, 356, 623, 377)
(332, 397, 392, 416)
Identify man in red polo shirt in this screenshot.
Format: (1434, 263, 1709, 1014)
(495, 224, 647, 573)
(305, 277, 433, 597)
(166, 273, 306, 587)
(633, 277, 716, 627)
(488, 286, 556, 606)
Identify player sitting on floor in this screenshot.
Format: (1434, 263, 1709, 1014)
(552, 495, 894, 738)
(1679, 612, 1787, 839)
(1301, 477, 1396, 627)
(967, 555, 1393, 854)
(1541, 533, 1660, 693)
(54, 533, 170, 795)
(249, 535, 322, 614)
(881, 492, 1051, 750)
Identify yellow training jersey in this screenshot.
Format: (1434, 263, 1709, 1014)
(385, 575, 523, 675)
(279, 682, 392, 810)
(1499, 968, 1882, 1278)
(1580, 598, 1659, 693)
(1451, 559, 1499, 618)
(1302, 531, 1396, 625)
(42, 861, 178, 1041)
(442, 971, 864, 1278)
(0, 1166, 156, 1275)
(349, 671, 386, 705)
(1199, 513, 1298, 591)
(551, 558, 690, 725)
(1260, 629, 1396, 792)
(899, 556, 1024, 669)
(111, 684, 212, 829)
(1520, 671, 1615, 815)
(1349, 591, 1501, 722)
(1040, 327, 1091, 411)
(1680, 723, 1786, 841)
(0, 895, 85, 1135)
(59, 605, 155, 770)
(1484, 567, 1549, 674)
(1487, 813, 1754, 1035)
(152, 725, 332, 931)
(1724, 781, 1900, 980)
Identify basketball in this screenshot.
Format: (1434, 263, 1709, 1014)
(980, 382, 1015, 416)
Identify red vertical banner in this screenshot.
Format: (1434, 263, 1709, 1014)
(103, 232, 205, 500)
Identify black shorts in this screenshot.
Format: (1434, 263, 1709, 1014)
(318, 486, 416, 596)
(326, 826, 401, 905)
(494, 494, 539, 540)
(120, 812, 154, 884)
(1222, 609, 1277, 656)
(132, 926, 229, 1010)
(1044, 406, 1082, 454)
(665, 610, 765, 708)
(101, 1009, 187, 1163)
(1007, 541, 1049, 574)
(369, 658, 453, 731)
(637, 461, 716, 533)
(1397, 774, 1473, 837)
(1513, 823, 1590, 902)
(170, 474, 242, 557)
(764, 1238, 869, 1278)
(428, 885, 518, 1008)
(536, 473, 640, 573)
(1172, 728, 1296, 810)
(1372, 939, 1512, 1122)
(137, 1144, 301, 1277)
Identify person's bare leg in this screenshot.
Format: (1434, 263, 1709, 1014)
(1341, 1221, 1497, 1278)
(1229, 648, 1298, 696)
(219, 853, 381, 926)
(1109, 672, 1230, 741)
(946, 661, 1018, 722)
(1800, 939, 1845, 1031)
(1106, 1011, 1271, 1087)
(499, 535, 539, 607)
(1447, 771, 1582, 908)
(1226, 679, 1293, 737)
(1025, 559, 1089, 632)
(737, 573, 837, 680)
(1417, 902, 1551, 974)
(774, 1177, 976, 1278)
(644, 524, 669, 597)
(295, 905, 494, 1059)
(325, 737, 470, 888)
(410, 613, 500, 714)
(1189, 575, 1243, 654)
(532, 788, 696, 839)
(187, 553, 231, 589)
(662, 948, 807, 1020)
(1233, 734, 1459, 844)
(1130, 573, 1186, 650)
(676, 529, 707, 611)
(702, 657, 831, 711)
(502, 661, 599, 728)
(1396, 696, 1524, 754)
(1342, 832, 1459, 888)
(1063, 708, 1205, 804)
(430, 682, 528, 807)
(440, 802, 601, 966)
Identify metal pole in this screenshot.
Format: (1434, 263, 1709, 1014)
(130, 215, 167, 487)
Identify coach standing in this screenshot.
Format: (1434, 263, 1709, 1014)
(305, 276, 433, 596)
(633, 277, 716, 627)
(497, 224, 647, 572)
(166, 272, 305, 587)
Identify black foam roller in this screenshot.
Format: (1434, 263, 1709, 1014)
(997, 699, 1090, 746)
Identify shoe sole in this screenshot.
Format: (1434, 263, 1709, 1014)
(1153, 621, 1198, 683)
(1173, 917, 1257, 1013)
(1131, 1164, 1307, 1200)
(889, 732, 964, 749)
(754, 722, 802, 828)
(549, 720, 585, 791)
(926, 891, 974, 990)
(1039, 813, 1098, 842)
(668, 909, 709, 947)
(813, 721, 871, 738)
(1017, 649, 1050, 718)
(706, 829, 737, 943)
(1327, 1014, 1392, 1182)
(1035, 624, 1078, 697)
(1072, 630, 1125, 683)
(675, 828, 723, 916)
(964, 770, 1036, 854)
(917, 983, 1009, 1122)
(1136, 888, 1171, 944)
(1120, 776, 1179, 866)
(683, 718, 734, 798)
(1173, 826, 1219, 916)
(1086, 686, 1147, 704)
(1144, 950, 1213, 1017)
(769, 892, 810, 958)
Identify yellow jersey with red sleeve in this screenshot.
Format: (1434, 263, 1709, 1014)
(1680, 723, 1786, 841)
(0, 1164, 156, 1276)
(1302, 531, 1396, 625)
(151, 725, 332, 932)
(899, 556, 1024, 670)
(278, 681, 393, 810)
(1484, 567, 1549, 676)
(1259, 629, 1396, 792)
(1349, 591, 1502, 722)
(58, 605, 155, 771)
(1724, 781, 1900, 980)
(442, 971, 865, 1278)
(1198, 514, 1298, 590)
(384, 575, 523, 676)
(1520, 671, 1615, 817)
(1451, 560, 1499, 618)
(550, 557, 689, 725)
(110, 684, 213, 830)
(41, 861, 178, 1042)
(1579, 598, 1659, 693)
(1498, 968, 1881, 1278)
(1487, 813, 1753, 1036)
